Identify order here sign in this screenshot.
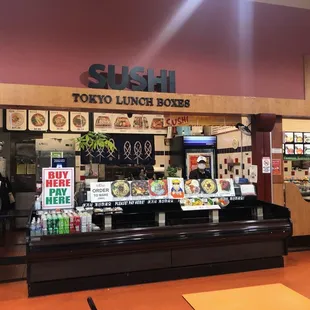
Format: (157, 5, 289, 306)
(42, 168, 74, 209)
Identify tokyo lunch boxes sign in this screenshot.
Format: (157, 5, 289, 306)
(42, 168, 74, 209)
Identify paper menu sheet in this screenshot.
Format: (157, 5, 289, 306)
(240, 184, 256, 196)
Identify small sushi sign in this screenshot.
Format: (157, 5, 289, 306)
(42, 168, 74, 209)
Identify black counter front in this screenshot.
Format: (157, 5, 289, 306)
(26, 200, 292, 297)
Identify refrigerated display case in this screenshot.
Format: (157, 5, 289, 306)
(26, 177, 292, 297)
(170, 136, 217, 179)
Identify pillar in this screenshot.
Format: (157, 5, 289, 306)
(251, 114, 276, 202)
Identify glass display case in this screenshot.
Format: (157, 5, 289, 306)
(26, 176, 292, 297)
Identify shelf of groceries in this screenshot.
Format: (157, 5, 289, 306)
(29, 177, 256, 238)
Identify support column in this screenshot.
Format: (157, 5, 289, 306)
(271, 116, 284, 206)
(251, 114, 276, 202)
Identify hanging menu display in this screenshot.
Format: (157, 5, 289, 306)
(28, 110, 48, 131)
(49, 111, 69, 132)
(89, 178, 239, 210)
(283, 131, 310, 159)
(93, 113, 166, 134)
(70, 112, 89, 132)
(6, 109, 27, 131)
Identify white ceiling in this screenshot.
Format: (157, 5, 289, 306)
(249, 0, 310, 10)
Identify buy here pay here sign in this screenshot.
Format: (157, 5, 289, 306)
(42, 168, 74, 209)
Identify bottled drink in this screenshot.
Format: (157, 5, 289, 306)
(47, 214, 53, 235)
(58, 213, 64, 235)
(69, 212, 75, 234)
(36, 218, 42, 236)
(53, 213, 59, 235)
(74, 213, 81, 233)
(63, 212, 69, 234)
(30, 218, 36, 237)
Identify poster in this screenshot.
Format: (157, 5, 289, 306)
(49, 111, 69, 132)
(93, 113, 166, 134)
(167, 177, 185, 199)
(42, 168, 74, 209)
(272, 159, 282, 176)
(6, 109, 27, 131)
(70, 112, 89, 132)
(28, 110, 48, 131)
(262, 157, 271, 174)
(90, 182, 112, 203)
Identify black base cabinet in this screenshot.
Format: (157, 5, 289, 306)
(27, 207, 292, 297)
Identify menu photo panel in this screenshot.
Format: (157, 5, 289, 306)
(6, 109, 27, 131)
(28, 110, 48, 131)
(70, 112, 89, 132)
(49, 111, 69, 132)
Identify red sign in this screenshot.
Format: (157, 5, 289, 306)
(272, 159, 282, 176)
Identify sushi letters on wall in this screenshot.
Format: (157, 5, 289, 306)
(49, 111, 69, 132)
(28, 110, 48, 131)
(70, 112, 89, 132)
(6, 109, 27, 131)
(93, 113, 166, 134)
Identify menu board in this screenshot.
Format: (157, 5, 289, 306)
(70, 112, 89, 132)
(28, 110, 48, 131)
(89, 178, 237, 204)
(49, 111, 69, 132)
(283, 131, 310, 158)
(93, 113, 166, 134)
(6, 109, 27, 131)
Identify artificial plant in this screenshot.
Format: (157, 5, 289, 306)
(76, 132, 117, 176)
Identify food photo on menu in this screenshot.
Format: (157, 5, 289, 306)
(295, 144, 304, 155)
(294, 132, 303, 143)
(31, 112, 46, 127)
(131, 180, 150, 198)
(304, 144, 310, 155)
(148, 180, 168, 197)
(95, 115, 112, 128)
(200, 179, 218, 195)
(304, 133, 310, 143)
(185, 179, 201, 195)
(72, 114, 87, 129)
(111, 180, 130, 199)
(284, 132, 293, 143)
(285, 144, 294, 155)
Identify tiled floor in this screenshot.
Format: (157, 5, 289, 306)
(0, 251, 309, 309)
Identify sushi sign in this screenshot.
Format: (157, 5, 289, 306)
(42, 168, 74, 209)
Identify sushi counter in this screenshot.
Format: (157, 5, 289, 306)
(26, 194, 292, 297)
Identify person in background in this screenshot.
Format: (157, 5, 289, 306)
(189, 156, 212, 179)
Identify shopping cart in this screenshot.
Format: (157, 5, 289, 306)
(87, 297, 98, 310)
